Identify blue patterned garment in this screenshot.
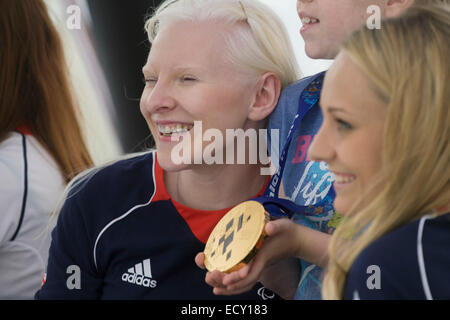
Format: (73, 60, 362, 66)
(268, 72, 339, 300)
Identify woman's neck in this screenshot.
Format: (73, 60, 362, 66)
(165, 163, 268, 211)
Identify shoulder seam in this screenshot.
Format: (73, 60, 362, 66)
(92, 151, 157, 271)
(9, 133, 28, 241)
(417, 215, 434, 300)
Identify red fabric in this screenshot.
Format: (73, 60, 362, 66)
(15, 125, 32, 136)
(152, 153, 270, 244)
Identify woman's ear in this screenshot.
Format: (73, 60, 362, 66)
(248, 72, 281, 122)
(385, 0, 415, 18)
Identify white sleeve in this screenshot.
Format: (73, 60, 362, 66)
(0, 153, 25, 244)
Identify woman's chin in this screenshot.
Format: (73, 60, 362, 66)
(156, 151, 191, 172)
(332, 197, 351, 217)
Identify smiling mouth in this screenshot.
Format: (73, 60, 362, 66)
(301, 17, 320, 25)
(157, 123, 194, 137)
(333, 173, 356, 184)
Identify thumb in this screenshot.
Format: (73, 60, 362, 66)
(195, 252, 206, 269)
(265, 218, 291, 237)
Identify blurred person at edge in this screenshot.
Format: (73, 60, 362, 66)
(317, 3, 450, 299)
(0, 0, 93, 299)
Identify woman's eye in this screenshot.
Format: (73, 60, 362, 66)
(143, 77, 157, 85)
(336, 119, 352, 131)
(180, 76, 197, 83)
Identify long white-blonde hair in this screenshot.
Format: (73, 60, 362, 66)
(323, 3, 450, 299)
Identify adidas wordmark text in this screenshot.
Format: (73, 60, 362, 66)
(121, 259, 157, 288)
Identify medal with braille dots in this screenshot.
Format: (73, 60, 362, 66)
(204, 201, 270, 273)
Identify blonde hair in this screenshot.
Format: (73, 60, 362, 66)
(145, 0, 301, 89)
(323, 3, 450, 299)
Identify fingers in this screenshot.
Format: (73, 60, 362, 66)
(196, 251, 248, 292)
(205, 266, 249, 290)
(213, 265, 256, 295)
(197, 252, 230, 291)
(222, 264, 250, 286)
(265, 217, 292, 237)
(205, 270, 227, 289)
(265, 220, 278, 236)
(219, 257, 266, 294)
(195, 252, 206, 269)
(203, 263, 260, 296)
(197, 219, 296, 296)
(212, 282, 256, 296)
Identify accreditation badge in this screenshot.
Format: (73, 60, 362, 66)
(204, 200, 270, 273)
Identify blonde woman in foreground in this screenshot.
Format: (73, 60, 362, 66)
(308, 3, 450, 299)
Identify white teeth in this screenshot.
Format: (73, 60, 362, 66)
(158, 124, 194, 136)
(302, 17, 318, 24)
(333, 174, 356, 184)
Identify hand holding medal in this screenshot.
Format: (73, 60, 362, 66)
(199, 74, 335, 297)
(203, 194, 314, 274)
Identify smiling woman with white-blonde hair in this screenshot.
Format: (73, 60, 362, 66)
(36, 0, 300, 299)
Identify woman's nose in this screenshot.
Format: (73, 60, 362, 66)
(308, 124, 335, 163)
(140, 80, 177, 115)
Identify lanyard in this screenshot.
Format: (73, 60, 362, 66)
(253, 72, 334, 219)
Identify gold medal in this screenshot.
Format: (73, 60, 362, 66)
(204, 200, 270, 273)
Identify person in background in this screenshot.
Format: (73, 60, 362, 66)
(312, 3, 450, 299)
(0, 0, 93, 299)
(35, 0, 301, 299)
